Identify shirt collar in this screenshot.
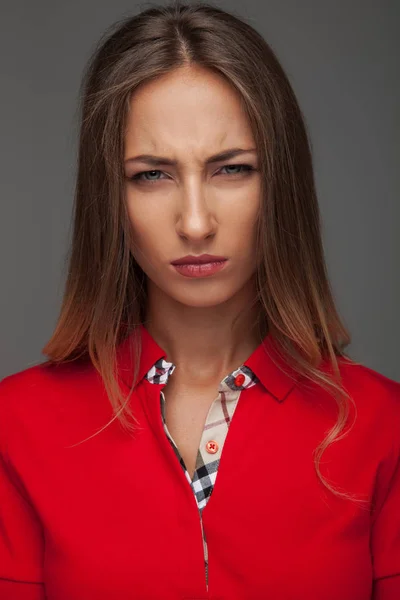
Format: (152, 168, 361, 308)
(243, 333, 299, 402)
(145, 359, 259, 394)
(117, 324, 166, 389)
(117, 324, 299, 402)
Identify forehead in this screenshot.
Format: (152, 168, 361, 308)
(125, 66, 255, 157)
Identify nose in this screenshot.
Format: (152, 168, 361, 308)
(176, 183, 217, 242)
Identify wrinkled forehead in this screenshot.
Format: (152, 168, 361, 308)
(124, 67, 256, 163)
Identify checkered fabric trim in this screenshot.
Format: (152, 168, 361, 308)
(145, 358, 176, 385)
(145, 356, 259, 588)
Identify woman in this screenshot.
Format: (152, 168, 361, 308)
(0, 1, 399, 599)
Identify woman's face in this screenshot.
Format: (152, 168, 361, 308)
(124, 65, 261, 308)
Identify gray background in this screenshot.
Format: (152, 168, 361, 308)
(1, 0, 398, 381)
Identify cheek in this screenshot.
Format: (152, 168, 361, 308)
(222, 183, 260, 228)
(125, 188, 172, 238)
(224, 205, 259, 248)
(125, 201, 159, 263)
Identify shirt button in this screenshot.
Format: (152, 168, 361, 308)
(234, 373, 245, 387)
(206, 440, 219, 454)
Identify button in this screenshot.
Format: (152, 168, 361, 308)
(234, 373, 245, 387)
(206, 440, 219, 454)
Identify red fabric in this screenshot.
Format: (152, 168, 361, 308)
(0, 325, 399, 599)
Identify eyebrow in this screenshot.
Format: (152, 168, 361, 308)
(124, 147, 257, 166)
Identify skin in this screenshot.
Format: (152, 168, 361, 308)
(124, 65, 263, 476)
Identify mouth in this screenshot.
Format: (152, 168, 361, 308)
(170, 255, 228, 278)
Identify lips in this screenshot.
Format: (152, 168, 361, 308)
(170, 255, 228, 279)
(171, 254, 227, 265)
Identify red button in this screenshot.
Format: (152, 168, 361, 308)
(234, 373, 245, 387)
(206, 440, 219, 454)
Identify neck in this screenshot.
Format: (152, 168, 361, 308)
(144, 277, 266, 384)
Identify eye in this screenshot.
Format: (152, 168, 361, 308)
(128, 164, 256, 185)
(219, 164, 255, 176)
(130, 170, 165, 183)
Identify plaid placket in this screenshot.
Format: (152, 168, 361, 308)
(145, 358, 259, 589)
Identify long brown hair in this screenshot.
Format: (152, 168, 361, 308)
(43, 1, 364, 504)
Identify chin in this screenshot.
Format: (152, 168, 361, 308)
(167, 283, 248, 309)
(176, 296, 232, 309)
(146, 271, 257, 309)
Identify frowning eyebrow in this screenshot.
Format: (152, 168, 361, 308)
(124, 147, 257, 166)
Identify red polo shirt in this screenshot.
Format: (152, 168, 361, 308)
(0, 325, 399, 599)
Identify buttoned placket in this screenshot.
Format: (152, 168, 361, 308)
(145, 359, 259, 591)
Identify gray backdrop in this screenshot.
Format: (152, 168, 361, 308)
(1, 0, 399, 381)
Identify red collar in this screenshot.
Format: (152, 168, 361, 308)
(117, 324, 299, 402)
(243, 333, 299, 402)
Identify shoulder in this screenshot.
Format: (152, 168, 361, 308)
(334, 356, 400, 451)
(0, 357, 97, 400)
(0, 359, 102, 451)
(316, 352, 400, 409)
(337, 356, 400, 409)
(315, 353, 400, 441)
